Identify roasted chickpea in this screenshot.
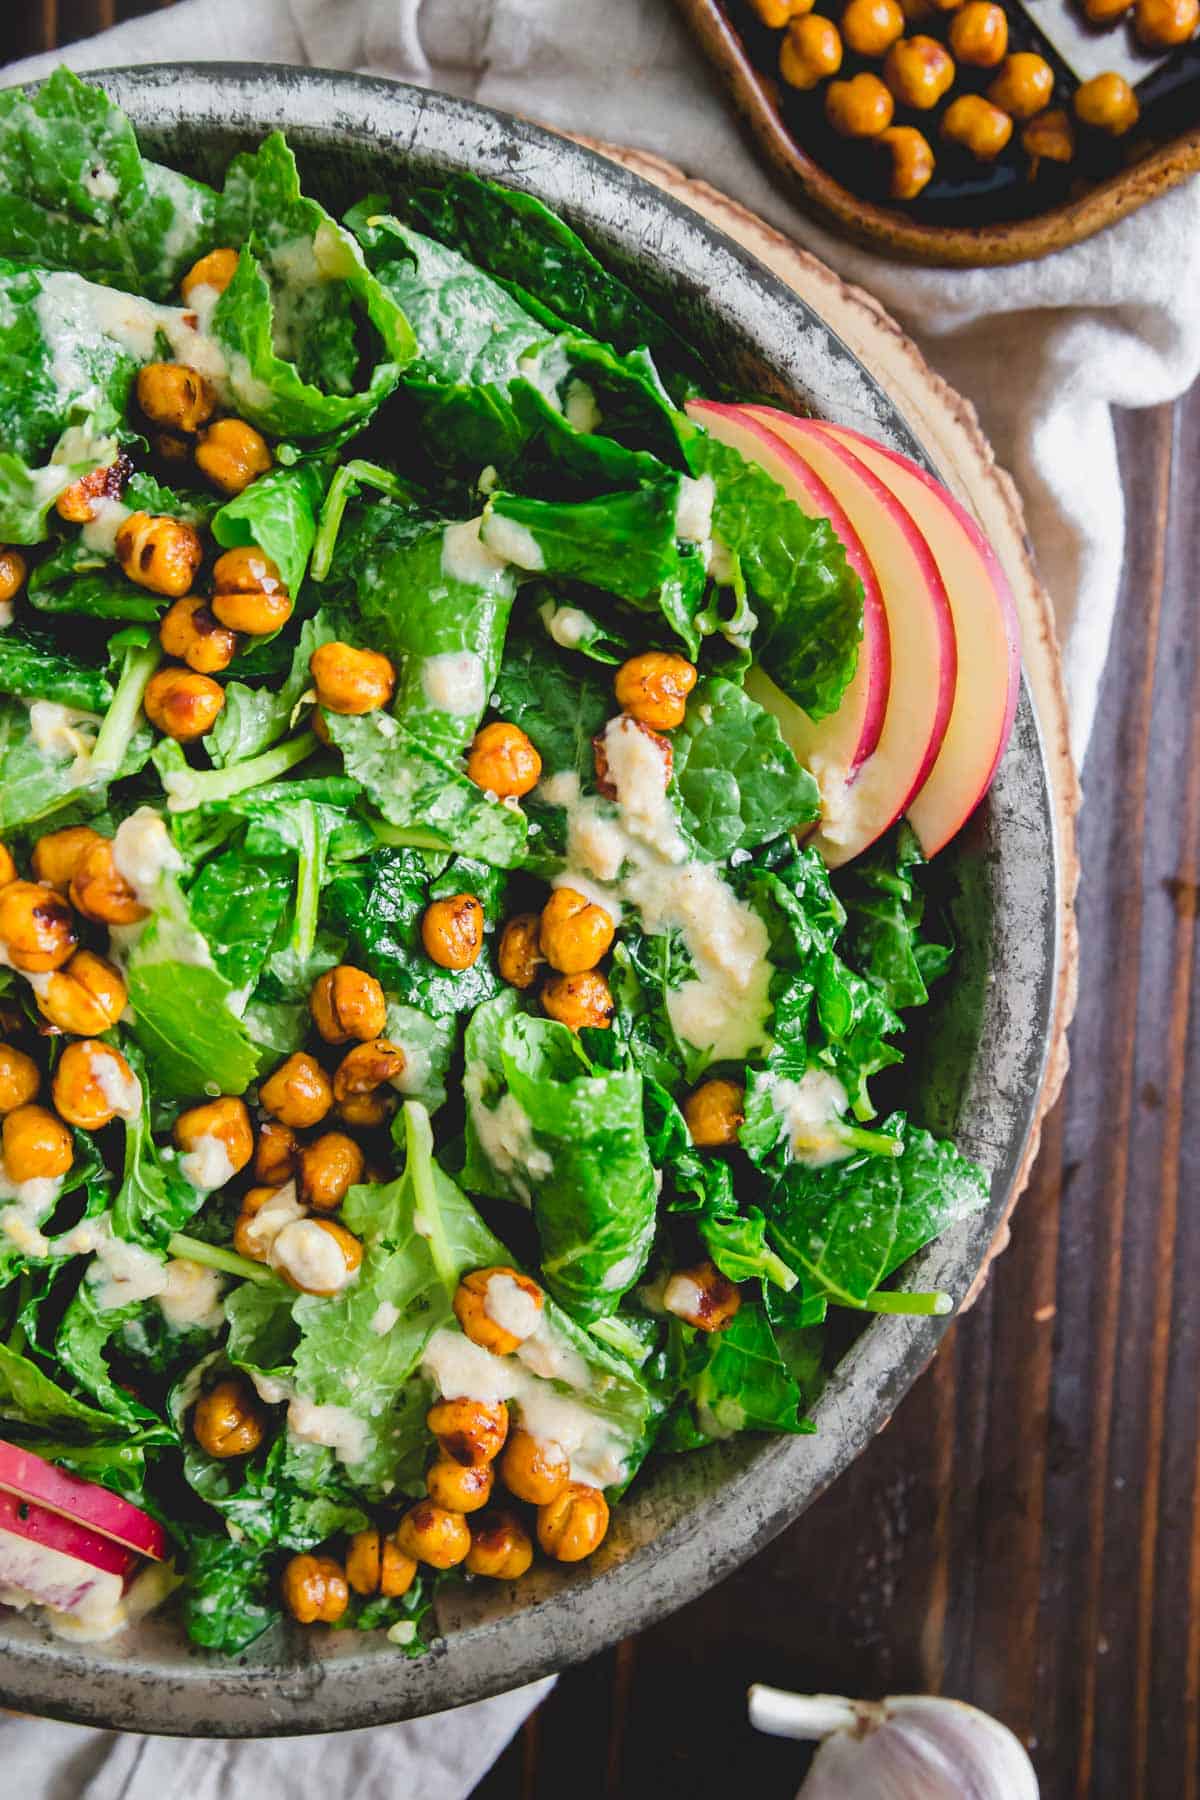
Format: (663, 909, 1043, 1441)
(941, 92, 1014, 156)
(158, 597, 238, 674)
(0, 844, 15, 889)
(1022, 107, 1075, 171)
(497, 914, 543, 991)
(426, 1458, 495, 1513)
(51, 1040, 138, 1130)
(115, 512, 203, 599)
(259, 1052, 334, 1130)
(143, 667, 226, 742)
(296, 1131, 365, 1212)
(947, 0, 1007, 63)
(465, 721, 542, 799)
(0, 881, 79, 971)
(271, 1216, 363, 1296)
(1136, 0, 1199, 41)
(466, 1509, 535, 1580)
(232, 1184, 297, 1263)
(899, 0, 936, 20)
(0, 547, 26, 605)
(780, 14, 844, 87)
(421, 894, 485, 971)
(537, 1483, 610, 1563)
(310, 965, 388, 1045)
(539, 887, 616, 976)
(593, 715, 673, 802)
(395, 1501, 472, 1569)
(337, 1088, 398, 1131)
(0, 1046, 39, 1115)
(281, 1552, 349, 1625)
(427, 1397, 510, 1467)
(500, 1430, 570, 1507)
(2, 1104, 72, 1183)
(842, 0, 905, 53)
(683, 1078, 745, 1149)
(986, 52, 1054, 120)
(332, 1039, 406, 1105)
(878, 125, 936, 199)
(1074, 71, 1139, 135)
(31, 826, 104, 895)
(827, 71, 896, 136)
(34, 949, 126, 1037)
(542, 970, 614, 1033)
(749, 0, 815, 20)
(613, 652, 698, 732)
(210, 547, 292, 635)
(173, 1095, 254, 1178)
(664, 1261, 743, 1332)
(883, 35, 955, 108)
(309, 641, 396, 716)
(53, 454, 132, 525)
(1082, 0, 1133, 16)
(253, 1120, 298, 1186)
(135, 362, 216, 434)
(453, 1266, 545, 1357)
(345, 1527, 417, 1599)
(180, 247, 240, 305)
(69, 838, 146, 928)
(194, 418, 272, 497)
(192, 1376, 265, 1459)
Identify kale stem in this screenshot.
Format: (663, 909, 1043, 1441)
(161, 732, 318, 813)
(167, 1232, 277, 1285)
(838, 1288, 954, 1317)
(833, 1123, 904, 1158)
(310, 460, 414, 582)
(291, 800, 323, 963)
(90, 641, 161, 774)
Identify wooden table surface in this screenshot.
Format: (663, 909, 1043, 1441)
(5, 10, 1199, 1796)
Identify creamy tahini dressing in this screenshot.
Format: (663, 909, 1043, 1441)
(463, 1062, 552, 1204)
(27, 701, 101, 786)
(421, 651, 487, 718)
(440, 517, 508, 587)
(483, 1272, 541, 1342)
(178, 1132, 237, 1192)
(772, 1068, 852, 1167)
(112, 807, 183, 900)
(479, 510, 545, 572)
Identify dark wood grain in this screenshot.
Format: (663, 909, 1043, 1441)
(3, 10, 1197, 1795)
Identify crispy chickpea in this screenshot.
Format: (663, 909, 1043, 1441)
(345, 1527, 417, 1599)
(296, 1132, 365, 1212)
(143, 667, 226, 743)
(0, 844, 15, 889)
(233, 1184, 295, 1263)
(31, 826, 104, 895)
(613, 652, 698, 732)
(194, 418, 272, 497)
(2, 1104, 72, 1183)
(192, 1376, 265, 1459)
(34, 949, 126, 1037)
(947, 0, 1007, 63)
(1022, 107, 1075, 171)
(826, 71, 895, 136)
(210, 547, 292, 635)
(683, 1078, 745, 1149)
(426, 1458, 495, 1513)
(159, 597, 238, 675)
(986, 52, 1054, 120)
(842, 0, 905, 53)
(310, 965, 388, 1045)
(272, 1216, 363, 1296)
(0, 1046, 39, 1115)
(780, 14, 844, 87)
(941, 92, 1014, 156)
(281, 1553, 349, 1625)
(500, 1430, 570, 1507)
(465, 721, 542, 799)
(254, 1120, 298, 1185)
(135, 362, 216, 434)
(497, 915, 543, 991)
(539, 887, 616, 976)
(900, 0, 936, 19)
(309, 642, 396, 716)
(180, 246, 240, 305)
(332, 1039, 405, 1105)
(115, 512, 203, 599)
(878, 125, 936, 199)
(454, 1266, 545, 1357)
(542, 970, 614, 1033)
(173, 1095, 254, 1177)
(54, 454, 132, 525)
(1136, 0, 1199, 42)
(337, 1088, 397, 1130)
(421, 894, 485, 971)
(0, 881, 78, 971)
(883, 36, 955, 108)
(51, 1040, 138, 1130)
(664, 1261, 743, 1333)
(466, 1509, 535, 1580)
(395, 1501, 472, 1569)
(0, 548, 26, 605)
(537, 1483, 610, 1563)
(427, 1397, 510, 1467)
(69, 838, 146, 928)
(259, 1052, 334, 1130)
(1074, 71, 1139, 136)
(749, 0, 815, 20)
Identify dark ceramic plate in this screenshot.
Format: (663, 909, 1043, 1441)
(0, 64, 1059, 1735)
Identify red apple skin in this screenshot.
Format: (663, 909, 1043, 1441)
(812, 420, 1020, 856)
(0, 1489, 136, 1581)
(685, 400, 890, 773)
(0, 1439, 166, 1561)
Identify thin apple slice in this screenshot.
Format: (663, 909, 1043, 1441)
(0, 1438, 167, 1561)
(0, 1488, 136, 1587)
(685, 400, 890, 775)
(739, 406, 957, 866)
(812, 421, 1020, 856)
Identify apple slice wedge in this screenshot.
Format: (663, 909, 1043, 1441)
(0, 1486, 135, 1613)
(685, 400, 890, 776)
(811, 421, 1020, 856)
(0, 1439, 166, 1561)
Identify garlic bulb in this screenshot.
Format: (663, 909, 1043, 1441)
(748, 1684, 1040, 1799)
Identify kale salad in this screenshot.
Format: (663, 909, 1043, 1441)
(0, 69, 990, 1655)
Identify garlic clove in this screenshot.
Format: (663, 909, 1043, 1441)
(748, 1684, 1040, 1800)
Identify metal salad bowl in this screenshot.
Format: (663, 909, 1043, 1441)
(0, 64, 1059, 1736)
